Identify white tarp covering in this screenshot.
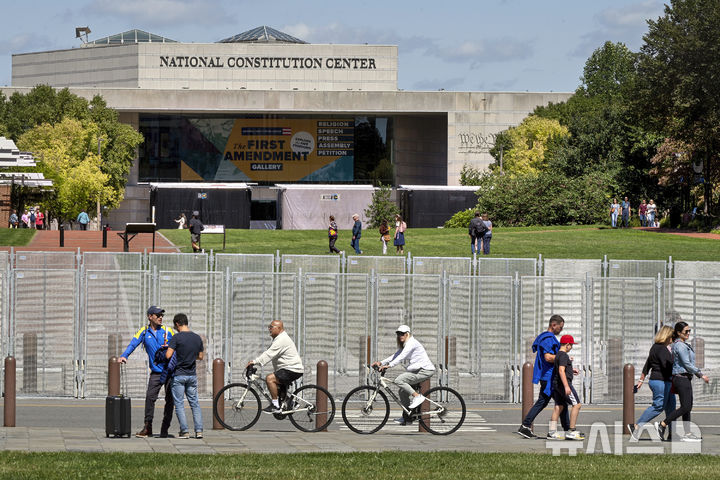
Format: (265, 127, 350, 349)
(278, 184, 375, 230)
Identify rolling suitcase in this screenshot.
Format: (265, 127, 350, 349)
(105, 395, 132, 438)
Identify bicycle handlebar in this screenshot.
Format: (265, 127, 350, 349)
(246, 365, 258, 378)
(370, 364, 386, 377)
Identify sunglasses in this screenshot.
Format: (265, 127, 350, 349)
(682, 329, 691, 334)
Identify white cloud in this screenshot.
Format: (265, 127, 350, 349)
(84, 0, 233, 26)
(428, 38, 533, 67)
(281, 22, 434, 52)
(0, 34, 53, 55)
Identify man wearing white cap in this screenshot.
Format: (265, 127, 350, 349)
(372, 324, 435, 425)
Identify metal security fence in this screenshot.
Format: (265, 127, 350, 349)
(1, 251, 720, 405)
(413, 256, 471, 276)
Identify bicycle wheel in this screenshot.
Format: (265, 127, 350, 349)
(288, 384, 336, 432)
(213, 383, 261, 431)
(341, 386, 389, 434)
(417, 386, 466, 435)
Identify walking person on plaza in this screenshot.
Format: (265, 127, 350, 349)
(246, 320, 304, 413)
(639, 199, 648, 227)
(328, 215, 341, 254)
(517, 314, 570, 438)
(9, 211, 18, 228)
(547, 335, 584, 440)
(34, 208, 44, 230)
(29, 209, 36, 229)
(351, 213, 362, 254)
(371, 324, 435, 426)
(394, 214, 407, 255)
(481, 213, 492, 255)
(77, 210, 89, 230)
(647, 199, 657, 227)
(610, 198, 619, 228)
(189, 211, 204, 253)
(379, 219, 390, 255)
(621, 196, 631, 228)
(166, 313, 204, 439)
(628, 325, 676, 440)
(655, 322, 709, 442)
(119, 306, 175, 438)
(174, 212, 187, 229)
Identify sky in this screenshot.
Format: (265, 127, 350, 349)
(0, 0, 667, 92)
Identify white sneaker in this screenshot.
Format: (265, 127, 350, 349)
(546, 431, 564, 440)
(681, 433, 702, 442)
(565, 430, 585, 441)
(408, 395, 426, 409)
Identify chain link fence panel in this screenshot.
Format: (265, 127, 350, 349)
(673, 261, 720, 279)
(228, 273, 299, 385)
(148, 252, 208, 273)
(345, 255, 406, 274)
(477, 257, 537, 277)
(156, 271, 224, 399)
(412, 257, 471, 276)
(11, 269, 78, 396)
(82, 270, 148, 398)
(82, 252, 144, 271)
(14, 251, 78, 270)
(544, 259, 601, 279)
(215, 253, 275, 273)
(607, 259, 667, 278)
(281, 254, 340, 274)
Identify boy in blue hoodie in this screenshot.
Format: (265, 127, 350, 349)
(517, 314, 570, 438)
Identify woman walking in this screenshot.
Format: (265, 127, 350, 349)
(393, 214, 407, 255)
(655, 322, 709, 442)
(628, 325, 676, 439)
(647, 199, 657, 227)
(610, 198, 620, 228)
(328, 215, 340, 254)
(379, 219, 390, 255)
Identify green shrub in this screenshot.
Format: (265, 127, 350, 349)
(444, 208, 474, 228)
(659, 216, 671, 228)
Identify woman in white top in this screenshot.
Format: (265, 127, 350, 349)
(174, 213, 187, 229)
(610, 198, 620, 228)
(646, 200, 657, 227)
(372, 324, 435, 425)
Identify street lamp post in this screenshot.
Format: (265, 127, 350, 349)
(97, 137, 104, 230)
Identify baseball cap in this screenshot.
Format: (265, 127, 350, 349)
(395, 324, 411, 334)
(560, 335, 576, 344)
(147, 305, 165, 316)
(192, 211, 200, 216)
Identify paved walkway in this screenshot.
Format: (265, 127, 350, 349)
(1, 398, 718, 454)
(0, 230, 179, 253)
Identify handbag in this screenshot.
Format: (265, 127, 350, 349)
(383, 234, 391, 242)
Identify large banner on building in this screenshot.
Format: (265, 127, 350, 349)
(222, 118, 354, 181)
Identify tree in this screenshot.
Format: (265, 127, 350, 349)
(633, 0, 720, 214)
(491, 116, 569, 175)
(17, 118, 116, 221)
(364, 183, 399, 228)
(579, 41, 636, 99)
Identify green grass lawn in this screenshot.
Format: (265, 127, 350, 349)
(0, 229, 35, 246)
(0, 451, 717, 480)
(160, 226, 720, 261)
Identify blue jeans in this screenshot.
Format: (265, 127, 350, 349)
(171, 375, 203, 434)
(637, 379, 676, 427)
(611, 213, 618, 227)
(639, 214, 646, 227)
(351, 237, 361, 254)
(482, 234, 491, 255)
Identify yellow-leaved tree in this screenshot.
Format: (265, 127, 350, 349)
(501, 116, 570, 175)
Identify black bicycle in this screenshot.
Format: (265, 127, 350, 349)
(213, 366, 336, 432)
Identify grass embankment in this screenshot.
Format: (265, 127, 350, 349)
(0, 451, 717, 480)
(0, 229, 35, 246)
(160, 226, 720, 261)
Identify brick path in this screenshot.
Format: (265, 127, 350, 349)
(0, 230, 179, 253)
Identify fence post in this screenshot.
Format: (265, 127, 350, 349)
(418, 378, 431, 433)
(522, 362, 533, 428)
(213, 358, 225, 430)
(59, 224, 64, 247)
(23, 333, 37, 394)
(623, 364, 634, 434)
(315, 360, 329, 432)
(108, 356, 120, 397)
(4, 356, 16, 427)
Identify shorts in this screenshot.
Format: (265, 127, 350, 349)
(191, 233, 200, 243)
(552, 384, 580, 407)
(275, 368, 303, 386)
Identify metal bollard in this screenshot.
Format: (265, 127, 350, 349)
(102, 225, 108, 248)
(522, 362, 533, 428)
(4, 356, 16, 427)
(417, 378, 431, 433)
(107, 334, 122, 360)
(212, 358, 225, 430)
(623, 364, 635, 434)
(315, 360, 329, 432)
(59, 225, 64, 247)
(108, 357, 120, 397)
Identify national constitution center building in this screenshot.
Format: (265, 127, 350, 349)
(7, 27, 571, 228)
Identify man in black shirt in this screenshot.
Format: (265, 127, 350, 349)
(547, 335, 584, 441)
(166, 313, 204, 438)
(188, 211, 204, 253)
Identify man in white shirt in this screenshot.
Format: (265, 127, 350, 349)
(372, 324, 436, 425)
(246, 320, 304, 413)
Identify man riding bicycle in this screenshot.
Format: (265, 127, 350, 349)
(371, 324, 436, 425)
(246, 320, 304, 414)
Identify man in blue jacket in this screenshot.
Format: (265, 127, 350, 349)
(119, 305, 175, 438)
(351, 213, 362, 254)
(517, 314, 570, 438)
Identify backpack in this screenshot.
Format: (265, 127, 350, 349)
(471, 218, 487, 237)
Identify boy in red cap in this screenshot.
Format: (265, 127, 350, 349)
(547, 334, 584, 440)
